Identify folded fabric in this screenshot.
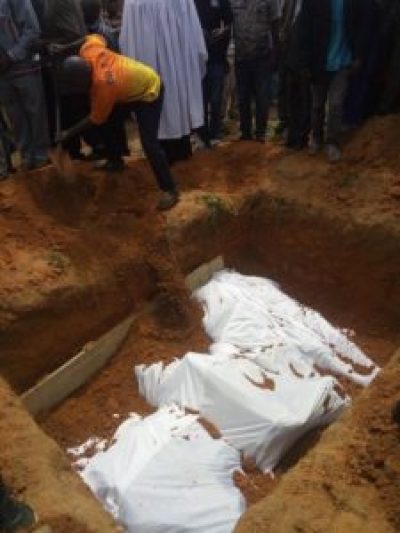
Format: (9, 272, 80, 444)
(80, 405, 245, 532)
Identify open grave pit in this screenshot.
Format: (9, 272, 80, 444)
(1, 118, 400, 531)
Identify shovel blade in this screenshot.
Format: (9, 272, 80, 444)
(49, 145, 77, 183)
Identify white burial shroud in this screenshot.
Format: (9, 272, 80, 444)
(136, 271, 379, 473)
(80, 406, 245, 532)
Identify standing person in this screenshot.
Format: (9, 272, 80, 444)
(378, 0, 400, 114)
(194, 0, 233, 146)
(56, 35, 179, 210)
(300, 0, 369, 162)
(81, 0, 128, 159)
(343, 0, 381, 125)
(81, 0, 119, 51)
(120, 0, 207, 165)
(0, 0, 49, 171)
(230, 0, 281, 142)
(33, 0, 88, 158)
(277, 0, 311, 149)
(103, 0, 123, 30)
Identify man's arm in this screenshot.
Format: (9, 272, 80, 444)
(48, 37, 86, 56)
(56, 116, 93, 145)
(7, 0, 41, 62)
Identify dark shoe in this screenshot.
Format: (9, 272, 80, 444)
(0, 482, 35, 531)
(325, 143, 342, 163)
(94, 159, 125, 172)
(274, 122, 287, 136)
(32, 158, 50, 170)
(239, 134, 252, 141)
(255, 135, 266, 144)
(70, 151, 87, 161)
(308, 139, 322, 156)
(285, 139, 307, 151)
(157, 190, 179, 211)
(82, 148, 108, 161)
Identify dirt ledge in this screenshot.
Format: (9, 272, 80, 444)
(0, 376, 120, 531)
(235, 348, 400, 533)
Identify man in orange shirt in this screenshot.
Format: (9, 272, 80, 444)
(55, 35, 179, 210)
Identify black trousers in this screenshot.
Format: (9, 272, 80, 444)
(102, 90, 176, 193)
(278, 66, 311, 147)
(235, 57, 272, 139)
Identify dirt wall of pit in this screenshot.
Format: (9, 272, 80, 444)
(0, 376, 120, 531)
(3, 186, 400, 393)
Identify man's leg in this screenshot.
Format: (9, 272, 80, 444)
(60, 94, 85, 159)
(254, 57, 271, 141)
(97, 105, 127, 171)
(287, 69, 311, 148)
(208, 61, 226, 141)
(310, 73, 330, 148)
(326, 69, 349, 145)
(0, 135, 7, 179)
(277, 62, 290, 136)
(16, 71, 50, 166)
(0, 77, 32, 166)
(235, 60, 253, 139)
(133, 93, 177, 198)
(198, 68, 210, 144)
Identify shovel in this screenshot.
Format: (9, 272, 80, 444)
(48, 77, 76, 183)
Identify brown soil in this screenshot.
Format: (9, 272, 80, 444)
(2, 115, 400, 529)
(0, 376, 119, 532)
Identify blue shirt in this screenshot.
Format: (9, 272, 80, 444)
(326, 0, 352, 71)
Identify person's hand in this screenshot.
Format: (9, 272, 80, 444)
(47, 43, 65, 56)
(209, 27, 229, 44)
(54, 130, 69, 145)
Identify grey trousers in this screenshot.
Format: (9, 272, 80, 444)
(0, 70, 49, 166)
(311, 69, 349, 145)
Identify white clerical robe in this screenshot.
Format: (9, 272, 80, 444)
(120, 0, 208, 139)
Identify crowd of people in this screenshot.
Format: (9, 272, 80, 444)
(1, 0, 400, 210)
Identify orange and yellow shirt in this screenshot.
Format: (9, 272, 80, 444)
(79, 34, 161, 125)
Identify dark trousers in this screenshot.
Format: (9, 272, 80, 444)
(379, 25, 400, 114)
(311, 69, 348, 145)
(160, 137, 192, 166)
(203, 61, 226, 140)
(235, 57, 271, 139)
(278, 66, 311, 147)
(102, 90, 176, 193)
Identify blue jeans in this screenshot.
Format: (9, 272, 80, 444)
(235, 57, 272, 139)
(203, 61, 226, 140)
(0, 70, 49, 166)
